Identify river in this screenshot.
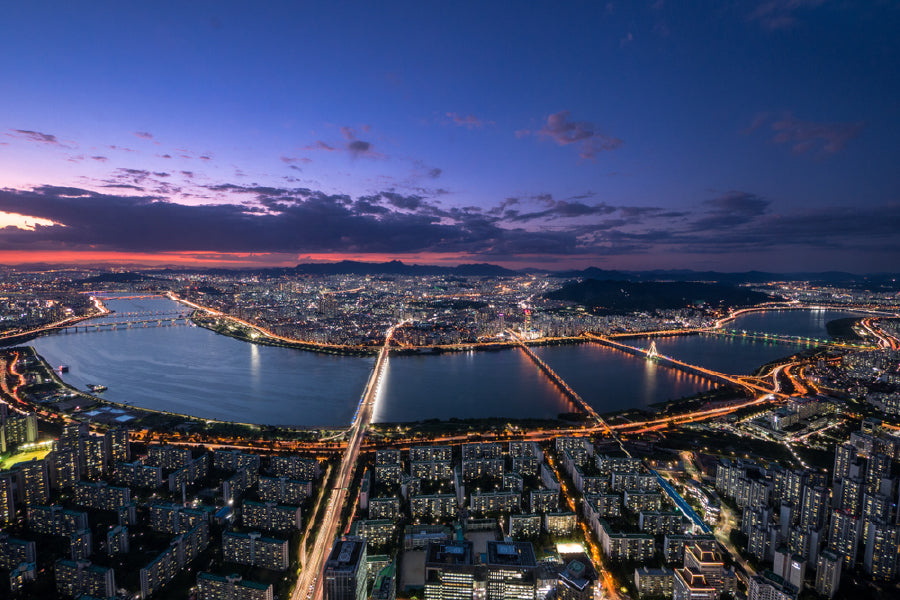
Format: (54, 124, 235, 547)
(28, 299, 866, 426)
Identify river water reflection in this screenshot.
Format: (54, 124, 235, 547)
(28, 299, 865, 425)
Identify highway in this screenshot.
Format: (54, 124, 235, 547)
(291, 320, 401, 600)
(859, 317, 900, 350)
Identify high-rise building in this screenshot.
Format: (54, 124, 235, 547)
(827, 509, 861, 567)
(197, 572, 274, 600)
(673, 568, 717, 600)
(48, 448, 80, 489)
(17, 459, 49, 506)
(557, 555, 598, 600)
(863, 520, 900, 581)
(222, 530, 289, 571)
(0, 472, 15, 524)
(747, 571, 798, 600)
(146, 444, 192, 470)
(105, 427, 130, 464)
(682, 543, 734, 596)
(772, 547, 805, 590)
(79, 434, 108, 479)
(424, 540, 476, 600)
(324, 536, 367, 600)
(799, 486, 829, 530)
(106, 525, 129, 556)
(814, 550, 842, 598)
(242, 500, 302, 533)
(0, 533, 36, 570)
(53, 559, 116, 599)
(69, 528, 92, 560)
(835, 477, 865, 516)
(484, 541, 537, 600)
(3, 413, 38, 447)
(28, 505, 88, 537)
(865, 453, 892, 495)
(861, 491, 893, 541)
(833, 443, 857, 481)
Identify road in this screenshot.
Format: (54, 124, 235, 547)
(291, 320, 402, 600)
(860, 317, 900, 350)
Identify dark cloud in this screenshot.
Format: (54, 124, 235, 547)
(9, 129, 62, 145)
(348, 140, 373, 157)
(342, 126, 379, 158)
(686, 191, 770, 232)
(505, 200, 619, 222)
(524, 111, 623, 159)
(445, 112, 493, 129)
(1, 182, 895, 265)
(159, 154, 172, 159)
(428, 168, 442, 179)
(381, 192, 425, 211)
(0, 185, 579, 256)
(134, 131, 154, 140)
(90, 156, 108, 162)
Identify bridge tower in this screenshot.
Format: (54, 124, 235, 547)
(647, 341, 659, 360)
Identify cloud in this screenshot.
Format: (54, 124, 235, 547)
(770, 114, 865, 155)
(690, 191, 770, 230)
(8, 129, 63, 145)
(347, 140, 374, 157)
(748, 0, 826, 31)
(341, 126, 380, 158)
(90, 156, 108, 162)
(0, 184, 587, 257)
(303, 140, 336, 152)
(134, 131, 154, 140)
(280, 156, 313, 165)
(445, 112, 493, 129)
(525, 111, 623, 159)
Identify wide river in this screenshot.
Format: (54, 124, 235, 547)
(27, 299, 865, 426)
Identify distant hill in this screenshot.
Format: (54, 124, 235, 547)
(289, 260, 518, 277)
(544, 279, 775, 313)
(549, 268, 898, 287)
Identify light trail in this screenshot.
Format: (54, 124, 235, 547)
(291, 320, 402, 600)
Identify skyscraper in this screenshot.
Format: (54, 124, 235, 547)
(324, 536, 367, 600)
(814, 550, 842, 599)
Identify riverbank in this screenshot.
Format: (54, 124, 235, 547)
(191, 314, 379, 356)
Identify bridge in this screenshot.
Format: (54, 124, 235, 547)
(98, 311, 191, 319)
(82, 293, 168, 300)
(292, 321, 402, 600)
(705, 329, 876, 349)
(585, 333, 784, 398)
(59, 316, 192, 332)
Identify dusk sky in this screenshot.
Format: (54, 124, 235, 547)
(1, 1, 898, 271)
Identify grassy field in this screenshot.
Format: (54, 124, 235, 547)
(1, 446, 52, 469)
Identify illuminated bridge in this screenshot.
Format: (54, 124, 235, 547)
(705, 329, 876, 349)
(59, 316, 192, 332)
(585, 333, 785, 398)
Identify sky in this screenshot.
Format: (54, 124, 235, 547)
(1, 1, 898, 272)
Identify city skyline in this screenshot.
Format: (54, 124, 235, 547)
(1, 2, 899, 271)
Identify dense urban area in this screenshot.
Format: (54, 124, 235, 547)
(1, 266, 899, 600)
